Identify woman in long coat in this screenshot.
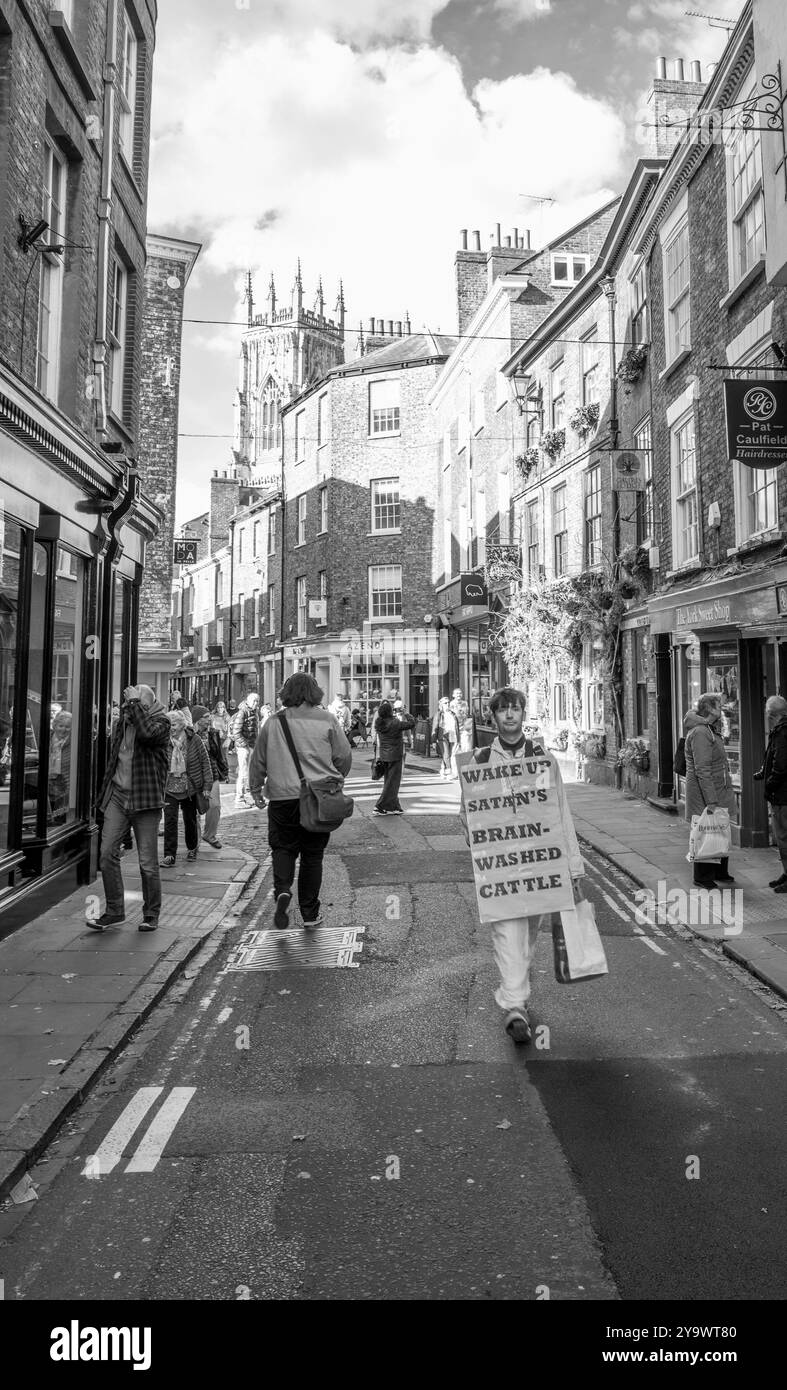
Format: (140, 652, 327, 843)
(684, 691, 736, 887)
(372, 700, 415, 815)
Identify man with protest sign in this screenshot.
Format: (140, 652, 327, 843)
(459, 686, 585, 1043)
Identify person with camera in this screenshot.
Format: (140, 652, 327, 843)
(91, 685, 170, 932)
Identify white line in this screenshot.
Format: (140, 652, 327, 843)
(124, 1087, 196, 1173)
(638, 936, 668, 956)
(597, 887, 631, 922)
(216, 1006, 233, 1024)
(81, 1087, 163, 1177)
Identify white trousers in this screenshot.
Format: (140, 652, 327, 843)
(489, 915, 547, 1012)
(235, 746, 251, 798)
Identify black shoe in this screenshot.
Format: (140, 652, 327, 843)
(770, 874, 787, 888)
(273, 891, 292, 929)
(139, 919, 159, 932)
(504, 1008, 532, 1044)
(774, 881, 787, 894)
(87, 912, 125, 931)
(714, 874, 735, 884)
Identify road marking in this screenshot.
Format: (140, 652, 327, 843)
(216, 1006, 233, 1024)
(124, 1087, 196, 1172)
(81, 1087, 163, 1177)
(638, 936, 668, 956)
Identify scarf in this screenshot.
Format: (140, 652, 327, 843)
(169, 733, 187, 775)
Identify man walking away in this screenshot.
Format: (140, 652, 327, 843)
(232, 691, 260, 806)
(249, 674, 351, 929)
(758, 695, 787, 891)
(93, 685, 169, 932)
(328, 694, 351, 734)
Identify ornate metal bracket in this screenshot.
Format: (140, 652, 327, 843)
(656, 60, 786, 137)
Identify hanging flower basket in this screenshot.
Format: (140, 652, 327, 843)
(515, 447, 540, 481)
(617, 737, 650, 772)
(616, 345, 648, 384)
(569, 403, 600, 439)
(541, 428, 565, 460)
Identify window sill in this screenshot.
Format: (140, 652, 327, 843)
(369, 431, 401, 441)
(719, 258, 766, 312)
(317, 528, 328, 536)
(369, 615, 403, 624)
(658, 346, 692, 382)
(727, 528, 783, 558)
(49, 13, 96, 100)
(664, 562, 703, 580)
(368, 530, 402, 538)
(293, 542, 307, 550)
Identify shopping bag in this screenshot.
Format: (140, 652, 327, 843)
(687, 806, 731, 863)
(552, 898, 608, 983)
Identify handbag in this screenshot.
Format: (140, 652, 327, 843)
(687, 806, 731, 862)
(552, 897, 608, 984)
(371, 758, 385, 781)
(277, 712, 354, 832)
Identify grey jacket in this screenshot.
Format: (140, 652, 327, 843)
(683, 710, 736, 821)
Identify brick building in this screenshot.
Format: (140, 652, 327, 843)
(274, 330, 457, 719)
(430, 207, 620, 715)
(137, 233, 200, 703)
(0, 0, 160, 927)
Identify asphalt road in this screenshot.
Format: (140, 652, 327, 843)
(2, 754, 786, 1301)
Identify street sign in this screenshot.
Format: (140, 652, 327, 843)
(724, 379, 787, 469)
(173, 539, 198, 565)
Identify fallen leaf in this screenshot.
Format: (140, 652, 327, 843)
(48, 1059, 67, 1066)
(61, 974, 76, 981)
(278, 989, 291, 995)
(292, 1134, 307, 1142)
(10, 1174, 38, 1205)
(496, 1120, 511, 1131)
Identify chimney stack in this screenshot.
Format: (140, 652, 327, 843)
(455, 230, 487, 335)
(647, 54, 706, 158)
(461, 229, 468, 249)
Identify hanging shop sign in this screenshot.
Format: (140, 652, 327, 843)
(724, 380, 787, 469)
(608, 450, 646, 491)
(173, 539, 198, 565)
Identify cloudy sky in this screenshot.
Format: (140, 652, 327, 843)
(148, 0, 742, 524)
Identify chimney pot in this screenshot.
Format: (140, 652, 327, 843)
(369, 316, 375, 331)
(495, 222, 501, 245)
(691, 59, 702, 82)
(675, 58, 684, 80)
(460, 229, 468, 249)
(525, 228, 531, 249)
(657, 56, 667, 80)
(387, 320, 394, 335)
(473, 230, 481, 250)
(512, 227, 518, 245)
(505, 236, 511, 247)
(377, 319, 384, 334)
(395, 320, 402, 335)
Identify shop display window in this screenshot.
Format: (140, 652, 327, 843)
(705, 641, 740, 793)
(47, 547, 84, 827)
(0, 520, 24, 855)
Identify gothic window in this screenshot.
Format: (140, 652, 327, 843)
(259, 382, 281, 452)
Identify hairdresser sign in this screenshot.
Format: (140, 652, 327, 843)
(458, 750, 575, 923)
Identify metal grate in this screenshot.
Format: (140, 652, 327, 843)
(226, 926, 365, 971)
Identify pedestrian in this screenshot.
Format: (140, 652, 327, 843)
(450, 687, 473, 755)
(348, 707, 367, 748)
(683, 692, 736, 887)
(459, 686, 585, 1044)
(47, 710, 72, 822)
(228, 698, 238, 716)
(172, 695, 192, 727)
(231, 691, 260, 806)
(755, 694, 787, 892)
(249, 672, 352, 929)
(212, 699, 231, 748)
(91, 684, 170, 932)
(260, 703, 272, 727)
(432, 695, 459, 779)
(371, 699, 414, 815)
(328, 693, 351, 734)
(392, 698, 412, 766)
(160, 709, 212, 865)
(193, 705, 229, 849)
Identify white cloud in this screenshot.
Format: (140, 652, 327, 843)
(493, 0, 552, 22)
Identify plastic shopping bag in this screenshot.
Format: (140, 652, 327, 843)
(552, 898, 609, 983)
(687, 807, 731, 863)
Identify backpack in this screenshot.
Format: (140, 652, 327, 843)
(673, 736, 686, 777)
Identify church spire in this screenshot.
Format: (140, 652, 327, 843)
(336, 279, 346, 335)
(267, 271, 277, 320)
(293, 258, 303, 315)
(315, 275, 325, 319)
(244, 270, 254, 327)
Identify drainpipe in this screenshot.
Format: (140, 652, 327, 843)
(228, 517, 236, 680)
(94, 0, 119, 432)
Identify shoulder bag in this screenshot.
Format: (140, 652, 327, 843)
(277, 713, 354, 832)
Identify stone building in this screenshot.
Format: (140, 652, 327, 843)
(430, 208, 620, 715)
(0, 0, 160, 927)
(137, 233, 200, 703)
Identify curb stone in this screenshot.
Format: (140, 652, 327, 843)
(0, 852, 259, 1204)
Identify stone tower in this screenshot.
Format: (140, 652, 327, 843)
(233, 263, 345, 481)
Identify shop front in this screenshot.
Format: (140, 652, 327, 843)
(436, 574, 494, 724)
(0, 368, 156, 930)
(649, 570, 787, 847)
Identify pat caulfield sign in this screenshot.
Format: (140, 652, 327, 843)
(457, 751, 574, 922)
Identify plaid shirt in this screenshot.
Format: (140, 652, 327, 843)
(98, 701, 170, 814)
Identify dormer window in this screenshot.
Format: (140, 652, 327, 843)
(551, 252, 589, 287)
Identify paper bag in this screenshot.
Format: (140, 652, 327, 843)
(553, 898, 608, 983)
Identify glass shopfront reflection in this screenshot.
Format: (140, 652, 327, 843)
(47, 547, 84, 827)
(23, 542, 48, 837)
(705, 641, 740, 793)
(0, 519, 24, 855)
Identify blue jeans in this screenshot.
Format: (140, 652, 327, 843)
(100, 789, 162, 921)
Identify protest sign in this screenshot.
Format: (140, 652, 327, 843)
(457, 750, 575, 923)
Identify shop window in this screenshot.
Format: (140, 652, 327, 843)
(23, 543, 49, 837)
(110, 577, 132, 743)
(705, 641, 740, 800)
(634, 629, 649, 736)
(0, 520, 24, 855)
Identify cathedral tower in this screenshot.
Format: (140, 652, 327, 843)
(232, 264, 345, 482)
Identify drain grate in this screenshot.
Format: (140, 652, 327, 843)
(226, 926, 365, 971)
